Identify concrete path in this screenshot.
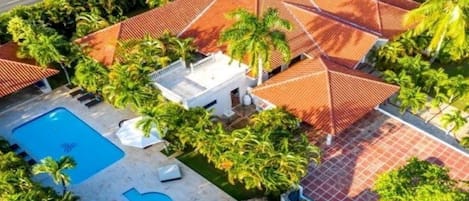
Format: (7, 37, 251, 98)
(0, 0, 41, 13)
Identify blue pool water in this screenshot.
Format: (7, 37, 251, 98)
(123, 188, 172, 201)
(12, 107, 124, 184)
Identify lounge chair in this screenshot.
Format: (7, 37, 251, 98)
(65, 84, 77, 89)
(85, 96, 103, 108)
(157, 164, 182, 182)
(77, 93, 95, 102)
(69, 88, 85, 97)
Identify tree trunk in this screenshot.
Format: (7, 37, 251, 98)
(62, 179, 67, 196)
(430, 30, 447, 63)
(60, 63, 72, 85)
(257, 58, 263, 86)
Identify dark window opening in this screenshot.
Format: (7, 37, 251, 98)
(289, 54, 304, 67)
(268, 66, 282, 78)
(203, 100, 217, 109)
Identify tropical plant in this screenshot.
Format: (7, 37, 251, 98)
(32, 156, 76, 195)
(373, 157, 469, 201)
(460, 136, 469, 150)
(103, 63, 161, 110)
(73, 57, 109, 93)
(445, 75, 469, 103)
(383, 70, 413, 87)
(404, 0, 469, 60)
(219, 8, 292, 85)
(374, 41, 406, 68)
(440, 110, 467, 135)
(75, 13, 110, 38)
(422, 68, 449, 94)
(146, 0, 172, 8)
(398, 86, 428, 114)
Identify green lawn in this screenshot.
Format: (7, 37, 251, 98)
(433, 61, 469, 110)
(175, 151, 265, 200)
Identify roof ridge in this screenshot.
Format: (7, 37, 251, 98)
(328, 68, 399, 89)
(318, 57, 337, 134)
(253, 69, 326, 92)
(178, 0, 218, 37)
(375, 0, 384, 35)
(0, 58, 58, 72)
(282, 2, 329, 59)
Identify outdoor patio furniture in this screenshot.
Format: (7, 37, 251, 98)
(77, 93, 95, 102)
(157, 164, 182, 182)
(85, 96, 103, 108)
(69, 88, 85, 97)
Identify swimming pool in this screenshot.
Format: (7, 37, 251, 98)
(12, 107, 124, 184)
(123, 188, 172, 201)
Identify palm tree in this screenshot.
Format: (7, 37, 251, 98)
(422, 68, 448, 93)
(440, 110, 467, 136)
(219, 8, 292, 85)
(383, 70, 413, 87)
(398, 86, 428, 114)
(445, 75, 469, 103)
(73, 57, 109, 93)
(32, 156, 76, 195)
(374, 41, 405, 68)
(404, 0, 468, 60)
(160, 31, 195, 62)
(75, 13, 110, 38)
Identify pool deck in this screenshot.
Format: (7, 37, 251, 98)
(0, 87, 235, 201)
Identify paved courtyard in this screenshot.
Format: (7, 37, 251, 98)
(301, 111, 469, 201)
(0, 87, 234, 201)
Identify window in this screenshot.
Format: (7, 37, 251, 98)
(203, 100, 217, 109)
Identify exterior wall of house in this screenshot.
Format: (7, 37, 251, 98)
(185, 73, 249, 116)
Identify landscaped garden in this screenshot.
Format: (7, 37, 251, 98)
(370, 0, 469, 149)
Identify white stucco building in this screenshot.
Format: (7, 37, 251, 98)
(150, 52, 251, 116)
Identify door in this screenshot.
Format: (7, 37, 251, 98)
(230, 88, 240, 107)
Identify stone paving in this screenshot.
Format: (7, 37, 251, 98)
(301, 111, 469, 201)
(0, 87, 234, 201)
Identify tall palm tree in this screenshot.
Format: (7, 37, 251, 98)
(404, 0, 468, 59)
(32, 156, 76, 195)
(398, 86, 428, 114)
(219, 8, 292, 85)
(440, 110, 467, 136)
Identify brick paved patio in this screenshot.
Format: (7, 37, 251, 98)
(301, 111, 469, 201)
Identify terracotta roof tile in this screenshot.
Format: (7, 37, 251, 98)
(252, 57, 399, 135)
(285, 4, 378, 68)
(0, 43, 58, 97)
(75, 24, 121, 66)
(119, 0, 215, 40)
(309, 0, 415, 38)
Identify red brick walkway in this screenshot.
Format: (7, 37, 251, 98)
(301, 111, 469, 201)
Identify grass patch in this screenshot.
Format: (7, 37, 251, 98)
(175, 150, 265, 200)
(432, 61, 469, 110)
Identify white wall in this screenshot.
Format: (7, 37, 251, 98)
(185, 73, 249, 116)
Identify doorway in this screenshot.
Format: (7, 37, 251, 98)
(230, 88, 240, 107)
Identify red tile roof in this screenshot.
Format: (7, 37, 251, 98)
(309, 0, 416, 38)
(285, 3, 378, 68)
(76, 0, 215, 66)
(78, 0, 413, 68)
(0, 43, 59, 98)
(252, 57, 399, 135)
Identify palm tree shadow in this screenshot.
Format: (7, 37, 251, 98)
(181, 25, 226, 53)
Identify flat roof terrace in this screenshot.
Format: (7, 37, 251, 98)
(150, 52, 247, 100)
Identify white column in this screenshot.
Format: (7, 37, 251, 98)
(40, 78, 52, 93)
(326, 134, 333, 146)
